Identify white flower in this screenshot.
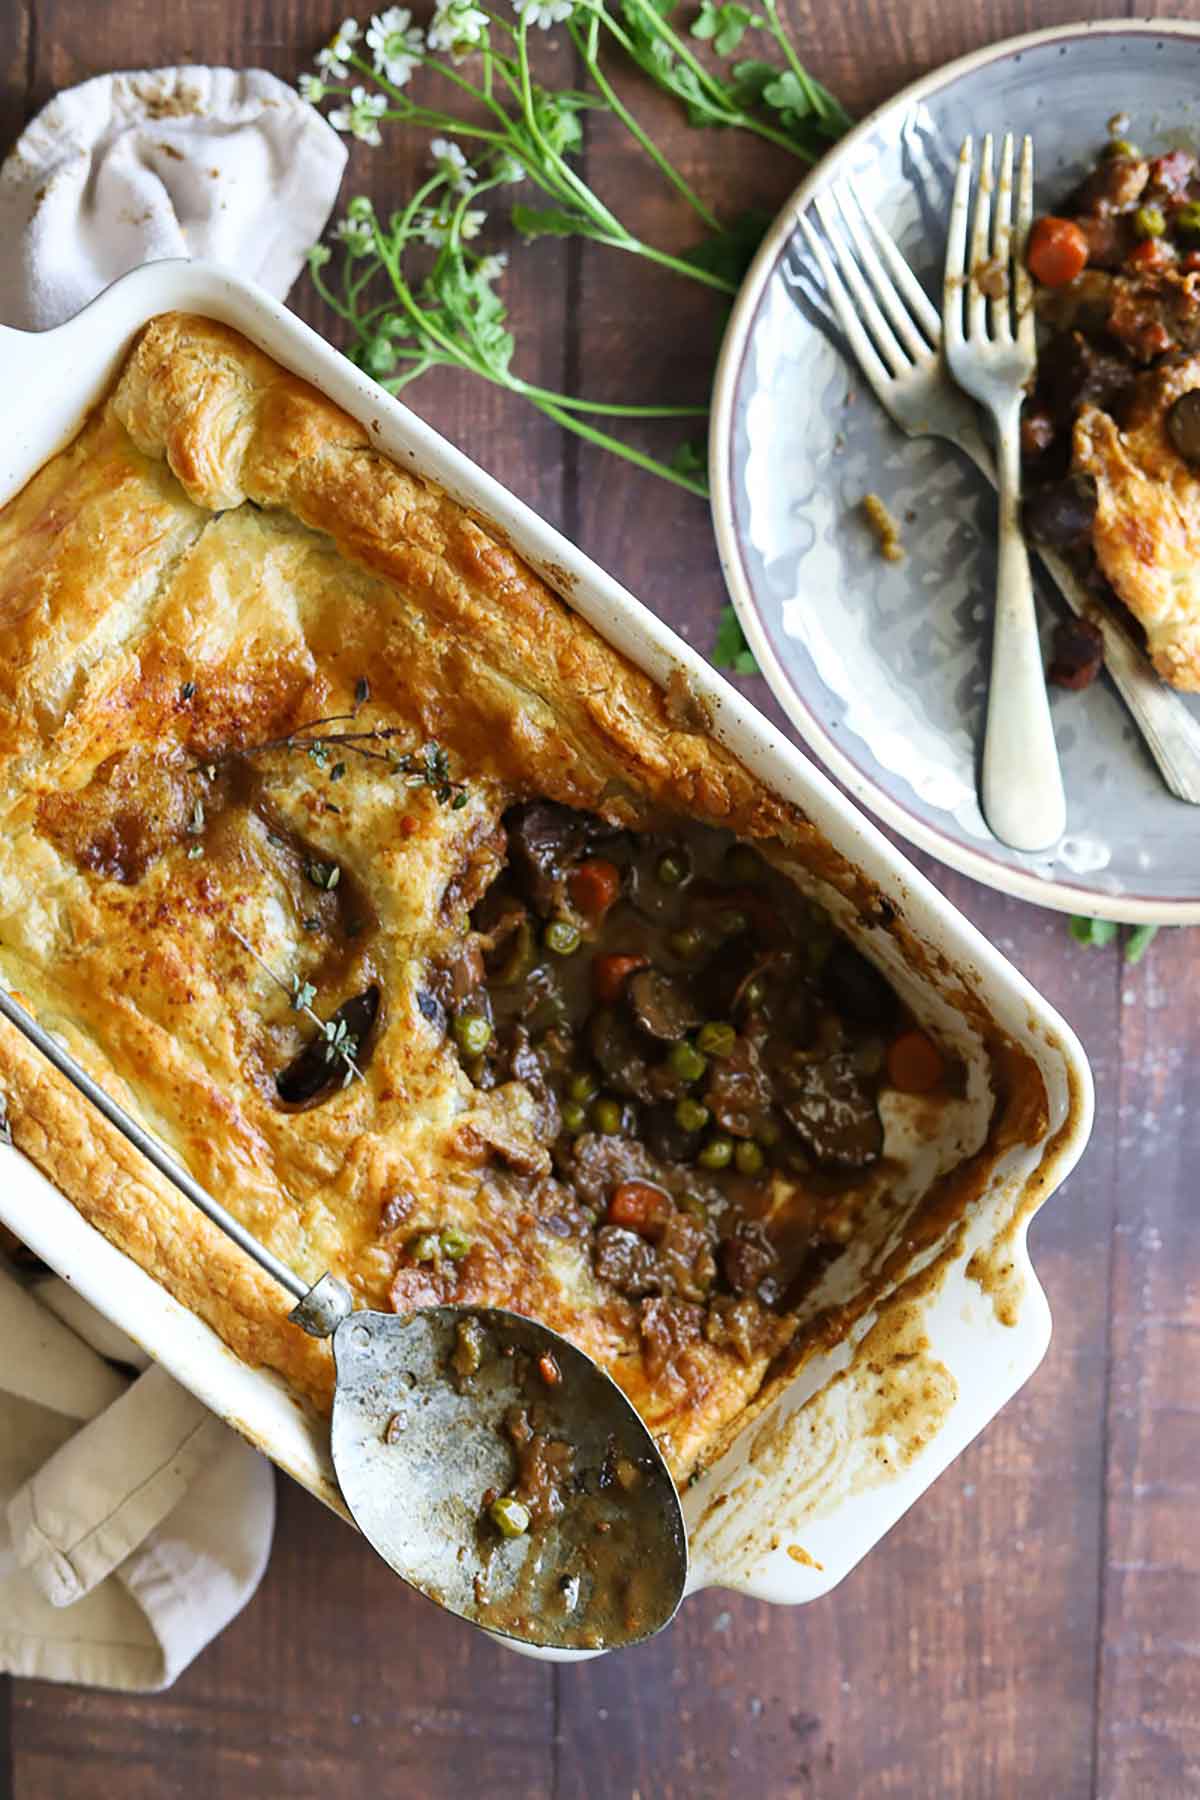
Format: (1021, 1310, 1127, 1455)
(429, 137, 477, 194)
(495, 154, 526, 185)
(316, 17, 361, 78)
(476, 252, 508, 282)
(415, 206, 487, 248)
(335, 215, 375, 255)
(366, 7, 425, 84)
(512, 0, 574, 28)
(426, 0, 489, 53)
(298, 73, 327, 103)
(328, 85, 387, 146)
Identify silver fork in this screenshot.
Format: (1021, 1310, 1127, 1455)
(943, 133, 1063, 851)
(793, 171, 1200, 814)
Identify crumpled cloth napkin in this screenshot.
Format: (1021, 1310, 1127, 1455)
(0, 1267, 275, 1691)
(0, 64, 345, 1691)
(0, 65, 347, 330)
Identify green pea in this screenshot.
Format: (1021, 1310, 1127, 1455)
(668, 927, 707, 963)
(410, 1231, 441, 1263)
(440, 1227, 472, 1261)
(724, 844, 762, 882)
(1135, 204, 1166, 239)
(568, 1069, 599, 1103)
(674, 1097, 711, 1133)
(490, 1495, 531, 1537)
(757, 1117, 782, 1149)
(561, 1100, 588, 1134)
(544, 919, 582, 956)
(740, 976, 767, 1012)
(668, 1040, 708, 1083)
(656, 852, 688, 886)
(734, 1140, 765, 1176)
(1178, 202, 1200, 237)
(698, 1135, 734, 1170)
(492, 918, 535, 986)
(717, 909, 749, 937)
(1104, 137, 1139, 158)
(454, 1012, 492, 1058)
(592, 1097, 624, 1135)
(697, 1021, 737, 1058)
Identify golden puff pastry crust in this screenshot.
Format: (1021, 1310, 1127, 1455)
(1074, 356, 1200, 691)
(0, 313, 1029, 1478)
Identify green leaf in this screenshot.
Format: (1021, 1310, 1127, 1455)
(692, 0, 756, 55)
(761, 68, 814, 124)
(681, 208, 770, 285)
(1123, 924, 1160, 964)
(511, 202, 596, 240)
(727, 58, 776, 106)
(1067, 915, 1119, 948)
(670, 437, 707, 475)
(712, 602, 758, 674)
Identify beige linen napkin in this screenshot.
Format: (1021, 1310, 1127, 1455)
(0, 1267, 275, 1691)
(0, 65, 346, 329)
(0, 61, 345, 1691)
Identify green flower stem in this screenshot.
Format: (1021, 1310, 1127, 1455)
(512, 13, 628, 241)
(526, 393, 709, 495)
(584, 229, 739, 294)
(512, 382, 708, 418)
(351, 48, 514, 137)
(570, 13, 722, 232)
(596, 0, 819, 159)
(760, 0, 851, 131)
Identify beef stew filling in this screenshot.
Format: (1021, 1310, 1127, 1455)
(1022, 128, 1200, 684)
(442, 801, 948, 1360)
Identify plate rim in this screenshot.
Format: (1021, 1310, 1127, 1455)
(709, 14, 1200, 925)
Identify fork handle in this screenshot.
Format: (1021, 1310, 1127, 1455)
(981, 403, 1067, 852)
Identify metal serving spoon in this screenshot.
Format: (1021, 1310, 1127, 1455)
(0, 987, 688, 1651)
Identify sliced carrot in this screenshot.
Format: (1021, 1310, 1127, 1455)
(1027, 216, 1089, 288)
(569, 857, 622, 920)
(1127, 237, 1171, 274)
(608, 1180, 672, 1239)
(886, 1029, 946, 1095)
(592, 951, 649, 1005)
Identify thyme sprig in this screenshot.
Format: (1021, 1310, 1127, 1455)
(230, 927, 365, 1086)
(203, 711, 470, 807)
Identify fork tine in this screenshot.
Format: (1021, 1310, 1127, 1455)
(990, 133, 1015, 342)
(831, 183, 936, 360)
(943, 136, 974, 349)
(1015, 134, 1035, 357)
(797, 213, 893, 397)
(852, 189, 942, 342)
(968, 134, 993, 340)
(812, 193, 911, 377)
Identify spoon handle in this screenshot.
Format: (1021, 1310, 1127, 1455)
(0, 985, 353, 1336)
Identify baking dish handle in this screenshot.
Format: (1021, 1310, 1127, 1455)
(0, 309, 137, 504)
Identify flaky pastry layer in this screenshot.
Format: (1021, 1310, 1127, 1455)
(0, 314, 980, 1475)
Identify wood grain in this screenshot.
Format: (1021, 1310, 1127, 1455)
(4, 0, 1199, 1795)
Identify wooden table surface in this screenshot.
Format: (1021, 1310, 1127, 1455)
(2, 1, 1198, 1794)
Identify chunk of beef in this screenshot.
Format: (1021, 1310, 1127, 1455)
(719, 1220, 778, 1297)
(639, 1297, 704, 1380)
(703, 1034, 773, 1138)
(506, 801, 603, 915)
(778, 1052, 883, 1171)
(594, 1225, 660, 1298)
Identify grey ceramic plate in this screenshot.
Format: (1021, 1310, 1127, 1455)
(711, 19, 1200, 922)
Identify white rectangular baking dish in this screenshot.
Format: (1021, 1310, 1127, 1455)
(0, 259, 1093, 1631)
